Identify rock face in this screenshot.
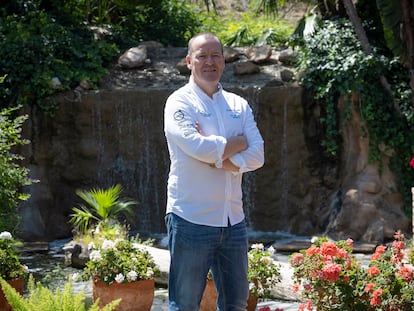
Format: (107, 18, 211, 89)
(17, 46, 409, 243)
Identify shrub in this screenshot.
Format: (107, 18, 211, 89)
(0, 274, 119, 311)
(290, 232, 414, 310)
(0, 105, 35, 232)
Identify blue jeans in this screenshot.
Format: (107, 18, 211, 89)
(165, 213, 249, 311)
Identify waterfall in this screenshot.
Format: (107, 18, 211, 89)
(242, 86, 261, 228)
(280, 99, 289, 223)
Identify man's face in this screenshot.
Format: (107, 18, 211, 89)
(186, 36, 225, 89)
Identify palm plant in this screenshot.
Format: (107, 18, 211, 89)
(69, 184, 137, 235)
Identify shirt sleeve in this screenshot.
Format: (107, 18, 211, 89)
(228, 102, 264, 174)
(164, 92, 227, 164)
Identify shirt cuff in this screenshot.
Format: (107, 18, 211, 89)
(214, 136, 227, 168)
(229, 153, 246, 173)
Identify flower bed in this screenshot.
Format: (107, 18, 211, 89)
(290, 231, 414, 310)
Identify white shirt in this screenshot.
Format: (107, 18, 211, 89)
(164, 79, 264, 227)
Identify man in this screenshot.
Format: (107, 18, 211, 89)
(164, 32, 264, 310)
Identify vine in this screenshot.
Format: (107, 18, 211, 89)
(293, 18, 414, 214)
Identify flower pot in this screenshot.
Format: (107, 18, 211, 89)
(199, 279, 258, 311)
(92, 278, 154, 311)
(246, 294, 258, 311)
(0, 278, 24, 311)
(199, 279, 217, 311)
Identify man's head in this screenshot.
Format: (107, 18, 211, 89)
(186, 32, 225, 96)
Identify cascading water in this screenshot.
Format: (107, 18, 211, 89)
(241, 86, 262, 228)
(279, 99, 289, 223)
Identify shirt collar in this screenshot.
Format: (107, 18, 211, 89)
(188, 77, 223, 100)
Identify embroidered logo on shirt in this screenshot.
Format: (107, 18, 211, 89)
(173, 110, 185, 121)
(227, 108, 241, 119)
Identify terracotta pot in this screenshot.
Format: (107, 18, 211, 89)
(199, 279, 217, 311)
(199, 279, 258, 311)
(0, 278, 24, 311)
(246, 293, 258, 311)
(92, 278, 154, 311)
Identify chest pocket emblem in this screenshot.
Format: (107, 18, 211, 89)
(227, 109, 241, 119)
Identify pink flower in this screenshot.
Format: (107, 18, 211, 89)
(306, 245, 320, 256)
(367, 266, 380, 276)
(365, 283, 375, 292)
(321, 263, 341, 281)
(370, 288, 383, 306)
(292, 283, 300, 293)
(298, 301, 312, 311)
(398, 266, 413, 282)
(320, 242, 339, 257)
(410, 157, 414, 169)
(291, 253, 304, 266)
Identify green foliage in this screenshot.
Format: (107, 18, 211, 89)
(376, 0, 407, 65)
(0, 275, 120, 311)
(0, 1, 119, 114)
(200, 10, 293, 47)
(293, 18, 414, 212)
(69, 184, 137, 235)
(82, 238, 160, 285)
(0, 0, 201, 113)
(0, 106, 35, 233)
(0, 231, 27, 281)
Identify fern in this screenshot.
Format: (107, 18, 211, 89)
(0, 275, 120, 311)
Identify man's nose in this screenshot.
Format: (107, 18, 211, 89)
(205, 55, 214, 63)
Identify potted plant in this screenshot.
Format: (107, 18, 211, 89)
(290, 231, 414, 311)
(69, 184, 137, 239)
(0, 231, 28, 311)
(65, 184, 138, 268)
(81, 237, 160, 311)
(247, 243, 281, 309)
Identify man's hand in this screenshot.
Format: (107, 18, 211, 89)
(196, 120, 246, 171)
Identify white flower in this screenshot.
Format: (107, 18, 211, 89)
(261, 256, 273, 265)
(102, 240, 115, 250)
(0, 231, 12, 240)
(87, 242, 95, 251)
(249, 282, 256, 291)
(127, 270, 138, 282)
(267, 246, 275, 255)
(251, 243, 264, 250)
(89, 250, 102, 261)
(131, 257, 138, 262)
(115, 273, 125, 283)
(146, 267, 154, 278)
(72, 272, 80, 281)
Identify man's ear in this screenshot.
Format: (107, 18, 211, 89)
(186, 55, 192, 70)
